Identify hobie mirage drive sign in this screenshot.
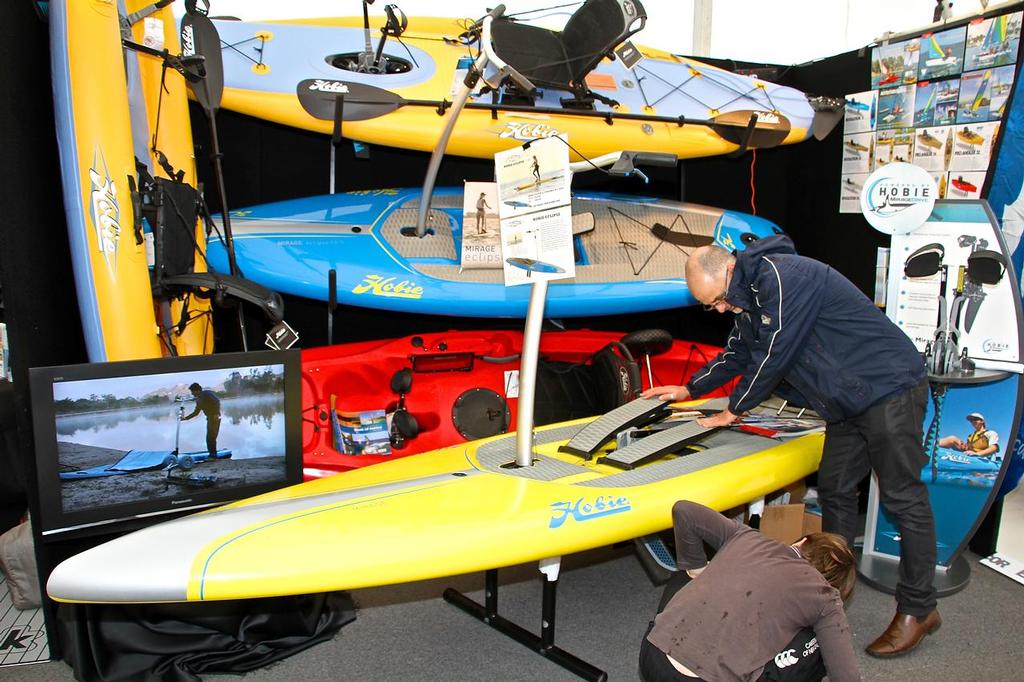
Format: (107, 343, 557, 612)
(860, 162, 937, 234)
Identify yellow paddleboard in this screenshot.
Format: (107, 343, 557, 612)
(47, 398, 822, 603)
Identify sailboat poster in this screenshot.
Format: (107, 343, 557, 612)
(964, 11, 1022, 71)
(957, 65, 1015, 123)
(917, 26, 967, 81)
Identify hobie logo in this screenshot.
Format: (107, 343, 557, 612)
(498, 122, 561, 142)
(982, 338, 1010, 354)
(309, 80, 351, 94)
(352, 275, 423, 299)
(754, 111, 781, 124)
(942, 453, 974, 465)
(549, 495, 630, 528)
(181, 24, 195, 57)
(89, 148, 120, 274)
(860, 162, 936, 235)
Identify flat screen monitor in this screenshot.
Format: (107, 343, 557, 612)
(29, 350, 302, 539)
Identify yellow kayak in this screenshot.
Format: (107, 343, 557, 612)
(51, 0, 162, 361)
(127, 0, 214, 357)
(50, 0, 213, 361)
(47, 398, 823, 603)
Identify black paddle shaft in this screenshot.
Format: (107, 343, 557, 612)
(294, 80, 793, 150)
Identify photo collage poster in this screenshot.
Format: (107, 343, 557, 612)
(840, 11, 1022, 213)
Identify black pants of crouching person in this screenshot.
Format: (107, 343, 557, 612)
(638, 570, 826, 682)
(817, 378, 938, 616)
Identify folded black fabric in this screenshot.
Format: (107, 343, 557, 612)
(57, 591, 356, 682)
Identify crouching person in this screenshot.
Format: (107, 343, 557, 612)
(639, 500, 860, 682)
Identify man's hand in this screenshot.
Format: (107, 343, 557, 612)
(696, 409, 740, 428)
(641, 385, 690, 402)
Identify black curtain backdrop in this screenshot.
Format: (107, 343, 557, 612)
(0, 0, 90, 661)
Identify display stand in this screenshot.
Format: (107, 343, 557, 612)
(444, 562, 607, 682)
(443, 275, 607, 681)
(860, 201, 1024, 597)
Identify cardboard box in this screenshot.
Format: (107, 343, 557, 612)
(760, 504, 822, 544)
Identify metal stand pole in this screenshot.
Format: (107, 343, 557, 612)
(414, 52, 487, 237)
(515, 280, 548, 466)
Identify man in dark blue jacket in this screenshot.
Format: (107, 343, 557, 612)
(643, 235, 940, 658)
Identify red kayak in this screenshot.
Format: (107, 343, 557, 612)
(301, 329, 726, 478)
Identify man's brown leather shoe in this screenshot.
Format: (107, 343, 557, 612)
(865, 610, 941, 658)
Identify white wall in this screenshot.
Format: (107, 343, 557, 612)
(183, 0, 1010, 65)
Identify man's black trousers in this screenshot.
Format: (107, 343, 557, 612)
(817, 378, 937, 615)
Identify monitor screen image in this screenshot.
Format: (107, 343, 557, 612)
(29, 350, 302, 538)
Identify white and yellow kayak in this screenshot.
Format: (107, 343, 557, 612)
(47, 398, 823, 603)
(209, 12, 825, 161)
(50, 0, 212, 361)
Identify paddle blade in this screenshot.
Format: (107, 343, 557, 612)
(181, 12, 224, 112)
(650, 223, 714, 248)
(297, 79, 405, 121)
(710, 110, 792, 149)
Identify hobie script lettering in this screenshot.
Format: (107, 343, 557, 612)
(180, 24, 195, 56)
(309, 80, 350, 94)
(549, 495, 631, 528)
(352, 275, 423, 299)
(754, 111, 781, 124)
(498, 122, 561, 141)
(89, 167, 120, 272)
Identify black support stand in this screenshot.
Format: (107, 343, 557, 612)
(443, 568, 607, 682)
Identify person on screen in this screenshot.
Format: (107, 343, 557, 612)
(641, 236, 940, 658)
(183, 382, 221, 459)
(531, 155, 540, 183)
(938, 412, 999, 457)
(475, 192, 491, 235)
(640, 500, 859, 682)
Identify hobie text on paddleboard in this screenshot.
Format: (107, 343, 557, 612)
(352, 275, 423, 299)
(549, 495, 631, 528)
(89, 152, 121, 273)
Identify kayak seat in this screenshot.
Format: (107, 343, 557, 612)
(489, 0, 647, 106)
(535, 341, 642, 426)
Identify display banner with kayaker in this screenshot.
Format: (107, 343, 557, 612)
(864, 200, 1024, 583)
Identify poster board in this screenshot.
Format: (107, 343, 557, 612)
(841, 10, 1022, 212)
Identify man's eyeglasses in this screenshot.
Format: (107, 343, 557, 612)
(702, 270, 732, 311)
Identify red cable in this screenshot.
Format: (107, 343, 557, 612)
(749, 149, 757, 215)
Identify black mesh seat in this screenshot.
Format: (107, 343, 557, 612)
(489, 0, 647, 105)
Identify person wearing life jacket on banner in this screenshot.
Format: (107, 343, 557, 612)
(938, 412, 999, 457)
(642, 236, 941, 658)
(639, 500, 860, 682)
(183, 382, 222, 460)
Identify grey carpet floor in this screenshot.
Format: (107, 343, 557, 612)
(6, 545, 1024, 681)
